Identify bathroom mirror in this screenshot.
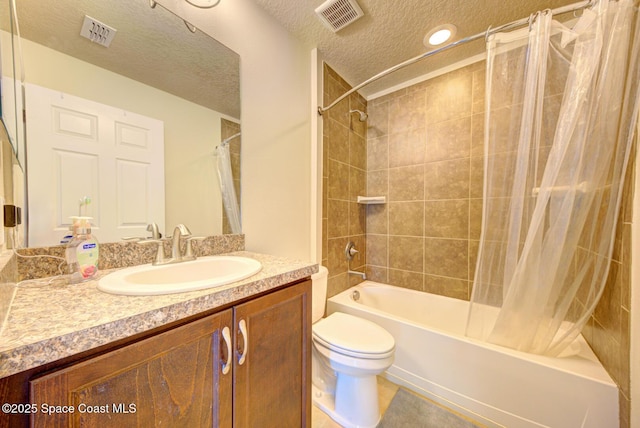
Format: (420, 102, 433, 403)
(0, 0, 241, 246)
(0, 117, 21, 214)
(0, 1, 23, 171)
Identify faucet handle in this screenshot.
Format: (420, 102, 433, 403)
(146, 223, 162, 239)
(123, 223, 162, 242)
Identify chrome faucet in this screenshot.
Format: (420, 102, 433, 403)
(348, 270, 367, 280)
(171, 224, 192, 260)
(132, 223, 203, 266)
(345, 241, 366, 280)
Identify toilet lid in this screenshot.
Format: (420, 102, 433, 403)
(312, 312, 395, 357)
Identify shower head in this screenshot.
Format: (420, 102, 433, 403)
(349, 109, 368, 122)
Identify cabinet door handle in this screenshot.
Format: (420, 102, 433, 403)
(221, 326, 232, 375)
(238, 319, 248, 366)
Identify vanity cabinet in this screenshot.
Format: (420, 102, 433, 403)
(31, 310, 232, 427)
(233, 281, 310, 427)
(26, 279, 311, 428)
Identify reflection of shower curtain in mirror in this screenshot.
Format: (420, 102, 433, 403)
(216, 143, 241, 234)
(466, 0, 640, 356)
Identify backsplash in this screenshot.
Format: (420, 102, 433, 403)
(15, 234, 245, 281)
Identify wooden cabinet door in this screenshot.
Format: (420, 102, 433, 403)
(30, 310, 233, 428)
(232, 280, 311, 428)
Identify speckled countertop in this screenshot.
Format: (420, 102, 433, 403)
(0, 251, 317, 378)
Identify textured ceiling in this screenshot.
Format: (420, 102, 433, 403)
(252, 0, 580, 98)
(5, 0, 584, 117)
(1, 0, 240, 118)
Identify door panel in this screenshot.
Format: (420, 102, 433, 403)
(25, 83, 165, 246)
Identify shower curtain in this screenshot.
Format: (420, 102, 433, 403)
(216, 142, 242, 234)
(466, 0, 640, 356)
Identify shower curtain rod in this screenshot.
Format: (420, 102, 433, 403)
(317, 0, 593, 116)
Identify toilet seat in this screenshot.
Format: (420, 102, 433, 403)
(312, 312, 395, 359)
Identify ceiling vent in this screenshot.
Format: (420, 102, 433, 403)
(315, 0, 364, 32)
(80, 15, 117, 48)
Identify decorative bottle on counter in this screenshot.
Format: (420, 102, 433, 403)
(66, 216, 100, 283)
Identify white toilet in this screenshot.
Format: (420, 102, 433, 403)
(311, 266, 395, 428)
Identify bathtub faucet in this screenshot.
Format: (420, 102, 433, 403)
(348, 270, 367, 280)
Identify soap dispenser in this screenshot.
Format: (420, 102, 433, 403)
(66, 197, 99, 283)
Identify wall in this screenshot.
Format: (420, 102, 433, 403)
(161, 0, 313, 261)
(322, 64, 367, 297)
(365, 62, 484, 299)
(583, 140, 635, 428)
(16, 34, 231, 238)
(0, 0, 313, 328)
(362, 59, 633, 428)
(631, 121, 640, 427)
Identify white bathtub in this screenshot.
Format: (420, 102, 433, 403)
(327, 282, 618, 428)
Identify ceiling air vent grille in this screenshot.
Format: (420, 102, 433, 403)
(315, 0, 364, 32)
(80, 15, 117, 48)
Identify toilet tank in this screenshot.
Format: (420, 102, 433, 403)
(311, 266, 328, 323)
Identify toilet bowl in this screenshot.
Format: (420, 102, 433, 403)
(311, 266, 395, 428)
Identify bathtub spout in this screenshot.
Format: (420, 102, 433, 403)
(348, 270, 367, 280)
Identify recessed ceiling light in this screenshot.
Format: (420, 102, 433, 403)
(424, 24, 457, 47)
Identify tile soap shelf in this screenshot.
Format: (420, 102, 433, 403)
(357, 196, 386, 205)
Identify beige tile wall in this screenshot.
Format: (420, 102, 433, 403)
(322, 64, 367, 298)
(583, 140, 634, 428)
(323, 60, 633, 426)
(365, 63, 485, 299)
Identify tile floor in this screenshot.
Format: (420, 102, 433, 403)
(311, 376, 399, 428)
(311, 377, 485, 428)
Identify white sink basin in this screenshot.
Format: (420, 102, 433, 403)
(98, 256, 262, 296)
